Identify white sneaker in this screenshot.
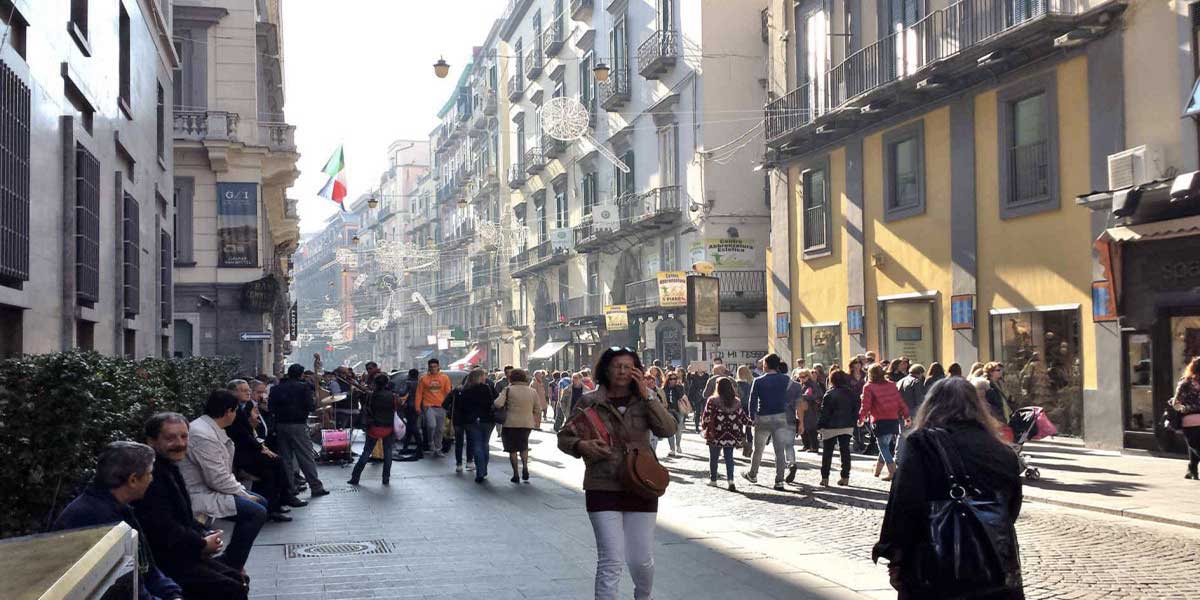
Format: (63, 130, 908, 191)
(668, 451, 677, 458)
(708, 479, 718, 486)
(466, 463, 476, 471)
(455, 465, 463, 473)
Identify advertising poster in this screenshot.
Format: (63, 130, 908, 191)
(216, 183, 259, 267)
(687, 275, 720, 342)
(657, 271, 688, 307)
(688, 238, 756, 269)
(604, 304, 629, 330)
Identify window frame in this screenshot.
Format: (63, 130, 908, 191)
(882, 120, 926, 222)
(118, 3, 132, 118)
(69, 0, 91, 56)
(997, 72, 1059, 220)
(800, 157, 832, 259)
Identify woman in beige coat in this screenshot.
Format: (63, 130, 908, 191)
(495, 368, 542, 483)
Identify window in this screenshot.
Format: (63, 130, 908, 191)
(579, 52, 595, 112)
(558, 265, 569, 306)
(658, 0, 675, 31)
(76, 144, 100, 307)
(216, 183, 259, 267)
(0, 59, 30, 289)
(552, 73, 565, 99)
(532, 11, 542, 55)
(0, 304, 20, 356)
(160, 230, 172, 327)
(616, 150, 635, 198)
(990, 307, 1082, 436)
(883, 121, 925, 221)
(997, 74, 1058, 218)
(881, 299, 937, 367)
(118, 4, 131, 117)
(0, 1, 27, 58)
(661, 236, 676, 271)
(173, 177, 194, 263)
(587, 256, 599, 296)
(514, 39, 523, 82)
(555, 183, 567, 229)
(534, 192, 547, 240)
(581, 171, 598, 215)
(515, 116, 526, 162)
(70, 0, 90, 54)
(801, 162, 830, 255)
(156, 84, 165, 162)
(611, 16, 628, 71)
(123, 193, 140, 318)
(173, 319, 193, 357)
(801, 323, 841, 367)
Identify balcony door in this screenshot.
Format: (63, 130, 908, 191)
(884, 0, 924, 78)
(658, 0, 674, 32)
(796, 1, 828, 117)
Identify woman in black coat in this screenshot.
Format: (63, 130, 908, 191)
(227, 402, 291, 520)
(873, 377, 1024, 600)
(818, 368, 859, 486)
(347, 374, 397, 486)
(457, 369, 497, 482)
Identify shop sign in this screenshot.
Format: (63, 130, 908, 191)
(687, 275, 720, 342)
(711, 349, 768, 361)
(688, 238, 756, 269)
(288, 302, 298, 341)
(604, 304, 629, 330)
(1092, 281, 1117, 322)
(656, 271, 688, 307)
(775, 312, 790, 338)
(951, 294, 975, 330)
(847, 305, 865, 335)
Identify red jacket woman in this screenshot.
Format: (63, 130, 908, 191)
(859, 381, 910, 423)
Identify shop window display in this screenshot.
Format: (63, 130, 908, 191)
(990, 309, 1083, 436)
(801, 324, 841, 369)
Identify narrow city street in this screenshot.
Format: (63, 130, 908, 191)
(244, 428, 1200, 600)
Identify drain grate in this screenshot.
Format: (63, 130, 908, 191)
(332, 486, 360, 493)
(285, 539, 392, 559)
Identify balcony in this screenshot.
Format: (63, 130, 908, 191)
(510, 240, 571, 278)
(525, 51, 544, 81)
(598, 66, 631, 111)
(508, 75, 524, 102)
(637, 30, 680, 80)
(173, 110, 239, 142)
(714, 270, 767, 312)
(258, 122, 296, 151)
(571, 0, 594, 20)
(625, 278, 660, 311)
(471, 92, 495, 131)
(542, 133, 566, 160)
(481, 88, 497, 116)
(617, 186, 683, 234)
(524, 147, 545, 175)
(508, 162, 527, 189)
(542, 19, 565, 57)
(507, 309, 529, 330)
(765, 0, 1100, 147)
(566, 293, 604, 320)
(573, 213, 611, 252)
(443, 221, 475, 249)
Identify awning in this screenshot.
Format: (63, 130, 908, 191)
(413, 349, 435, 362)
(529, 340, 570, 361)
(1102, 214, 1200, 242)
(450, 347, 487, 370)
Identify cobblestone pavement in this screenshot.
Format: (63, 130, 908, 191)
(644, 428, 1200, 600)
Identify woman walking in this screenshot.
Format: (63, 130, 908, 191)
(847, 357, 867, 399)
(888, 358, 910, 383)
(662, 371, 689, 457)
(984, 362, 1014, 424)
(458, 369, 497, 483)
(860, 364, 910, 481)
(558, 347, 677, 600)
(819, 369, 858, 486)
(795, 369, 821, 454)
(925, 362, 946, 388)
(873, 378, 1023, 599)
(533, 370, 551, 426)
(736, 365, 756, 457)
(495, 369, 541, 483)
(1171, 357, 1200, 479)
(347, 374, 398, 486)
(702, 377, 751, 491)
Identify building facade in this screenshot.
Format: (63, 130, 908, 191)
(763, 0, 1200, 452)
(170, 0, 300, 375)
(0, 0, 177, 358)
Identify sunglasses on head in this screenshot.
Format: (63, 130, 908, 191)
(609, 346, 634, 352)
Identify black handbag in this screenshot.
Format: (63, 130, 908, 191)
(492, 388, 509, 424)
(1163, 407, 1184, 432)
(911, 429, 1022, 598)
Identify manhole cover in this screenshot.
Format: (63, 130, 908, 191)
(285, 539, 392, 559)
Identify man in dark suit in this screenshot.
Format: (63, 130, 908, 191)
(134, 413, 248, 600)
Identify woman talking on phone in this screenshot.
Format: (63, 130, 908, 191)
(558, 347, 677, 600)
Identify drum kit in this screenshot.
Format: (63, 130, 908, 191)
(309, 353, 369, 464)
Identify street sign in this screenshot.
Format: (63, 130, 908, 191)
(240, 331, 272, 342)
(288, 302, 298, 341)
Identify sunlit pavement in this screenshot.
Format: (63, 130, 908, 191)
(241, 426, 1200, 599)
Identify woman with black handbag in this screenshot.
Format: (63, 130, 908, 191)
(873, 377, 1024, 599)
(1170, 357, 1200, 479)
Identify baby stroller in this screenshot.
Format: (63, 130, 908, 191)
(1006, 406, 1057, 480)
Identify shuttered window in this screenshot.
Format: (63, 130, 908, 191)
(0, 60, 30, 288)
(160, 230, 172, 326)
(75, 145, 100, 306)
(123, 193, 140, 318)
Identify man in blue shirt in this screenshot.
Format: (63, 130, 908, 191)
(744, 353, 794, 490)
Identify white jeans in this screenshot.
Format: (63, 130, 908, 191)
(588, 511, 657, 600)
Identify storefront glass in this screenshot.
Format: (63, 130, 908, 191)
(990, 308, 1083, 436)
(1124, 333, 1153, 432)
(1171, 316, 1200, 384)
(801, 324, 841, 369)
(882, 300, 936, 367)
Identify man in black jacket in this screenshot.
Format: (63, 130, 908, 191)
(269, 363, 328, 497)
(134, 413, 248, 600)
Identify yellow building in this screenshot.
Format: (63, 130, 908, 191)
(764, 0, 1200, 452)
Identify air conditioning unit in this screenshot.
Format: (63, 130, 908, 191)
(1107, 145, 1164, 190)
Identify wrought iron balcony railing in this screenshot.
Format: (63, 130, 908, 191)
(525, 50, 544, 80)
(571, 0, 594, 20)
(524, 147, 545, 175)
(637, 29, 680, 80)
(543, 19, 565, 57)
(508, 162, 527, 189)
(598, 66, 631, 111)
(508, 75, 524, 102)
(714, 270, 767, 311)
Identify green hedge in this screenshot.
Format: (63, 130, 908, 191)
(0, 351, 239, 539)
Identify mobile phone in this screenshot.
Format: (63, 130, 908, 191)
(201, 515, 216, 529)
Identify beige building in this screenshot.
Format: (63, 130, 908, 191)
(170, 0, 300, 374)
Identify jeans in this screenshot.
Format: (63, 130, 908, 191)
(821, 434, 852, 480)
(874, 420, 900, 466)
(588, 511, 657, 600)
(749, 413, 792, 483)
(454, 424, 475, 465)
(221, 492, 267, 570)
(275, 423, 324, 496)
(553, 401, 568, 432)
(350, 433, 394, 483)
(467, 421, 494, 478)
(709, 446, 735, 481)
(667, 411, 685, 453)
(1185, 426, 1200, 475)
(423, 407, 446, 453)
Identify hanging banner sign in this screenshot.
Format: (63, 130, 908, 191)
(687, 275, 720, 342)
(288, 302, 298, 341)
(604, 304, 629, 331)
(656, 271, 688, 307)
(550, 228, 573, 251)
(688, 238, 756, 269)
(593, 202, 619, 232)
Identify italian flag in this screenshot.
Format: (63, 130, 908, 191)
(318, 145, 347, 210)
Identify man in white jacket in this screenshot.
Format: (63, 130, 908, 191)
(179, 389, 268, 571)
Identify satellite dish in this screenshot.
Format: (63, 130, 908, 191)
(539, 96, 630, 173)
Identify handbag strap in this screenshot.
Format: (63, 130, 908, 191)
(923, 428, 972, 495)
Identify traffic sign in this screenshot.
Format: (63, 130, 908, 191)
(240, 332, 272, 342)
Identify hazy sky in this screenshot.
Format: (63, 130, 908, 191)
(282, 1, 502, 232)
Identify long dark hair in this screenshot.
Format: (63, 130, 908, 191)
(927, 362, 946, 380)
(714, 377, 739, 412)
(594, 347, 644, 397)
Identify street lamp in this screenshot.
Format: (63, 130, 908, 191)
(351, 234, 360, 246)
(593, 62, 611, 82)
(367, 195, 379, 209)
(434, 57, 450, 79)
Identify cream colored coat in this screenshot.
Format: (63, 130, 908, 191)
(179, 414, 247, 519)
(494, 382, 542, 429)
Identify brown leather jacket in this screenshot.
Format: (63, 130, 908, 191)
(557, 385, 677, 492)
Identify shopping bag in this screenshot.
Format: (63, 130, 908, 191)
(1031, 411, 1057, 440)
(394, 411, 407, 439)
